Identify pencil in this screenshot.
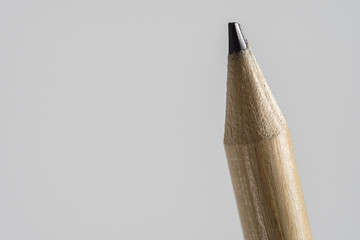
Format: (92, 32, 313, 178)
(224, 22, 312, 240)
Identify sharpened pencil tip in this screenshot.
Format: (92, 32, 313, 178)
(228, 22, 247, 54)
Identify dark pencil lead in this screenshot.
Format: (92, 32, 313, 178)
(228, 22, 247, 54)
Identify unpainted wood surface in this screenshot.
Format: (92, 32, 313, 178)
(224, 48, 312, 240)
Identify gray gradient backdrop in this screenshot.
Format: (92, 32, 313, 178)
(1, 0, 359, 239)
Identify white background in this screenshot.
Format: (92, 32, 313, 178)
(1, 0, 359, 239)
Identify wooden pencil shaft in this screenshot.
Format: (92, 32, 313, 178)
(224, 48, 312, 240)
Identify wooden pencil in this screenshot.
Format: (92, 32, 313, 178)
(224, 22, 312, 240)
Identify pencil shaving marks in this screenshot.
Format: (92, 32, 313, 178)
(224, 48, 286, 145)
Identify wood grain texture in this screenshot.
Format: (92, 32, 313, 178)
(224, 48, 312, 240)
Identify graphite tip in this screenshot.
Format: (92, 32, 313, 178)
(228, 22, 247, 54)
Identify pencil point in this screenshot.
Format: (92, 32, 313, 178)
(228, 22, 247, 54)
